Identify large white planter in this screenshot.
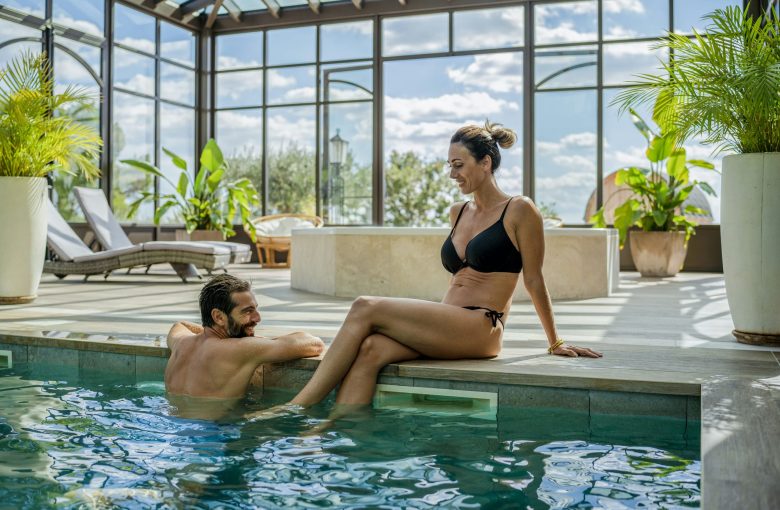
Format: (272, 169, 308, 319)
(0, 176, 47, 304)
(721, 153, 780, 345)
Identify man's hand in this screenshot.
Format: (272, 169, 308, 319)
(179, 321, 204, 334)
(167, 321, 203, 349)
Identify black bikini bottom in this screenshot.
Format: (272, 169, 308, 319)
(463, 306, 504, 328)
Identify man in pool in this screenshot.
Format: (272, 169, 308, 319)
(165, 274, 325, 399)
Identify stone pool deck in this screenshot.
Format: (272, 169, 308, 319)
(0, 266, 778, 509)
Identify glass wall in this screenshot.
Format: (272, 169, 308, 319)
(112, 3, 196, 223)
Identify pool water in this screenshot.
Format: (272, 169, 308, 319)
(0, 364, 700, 509)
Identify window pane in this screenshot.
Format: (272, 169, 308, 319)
(535, 90, 596, 224)
(112, 92, 155, 222)
(453, 6, 524, 51)
(53, 0, 104, 37)
(52, 46, 101, 222)
(267, 65, 316, 105)
(535, 46, 597, 90)
(161, 22, 195, 67)
(603, 0, 667, 40)
(321, 20, 373, 61)
(216, 70, 263, 108)
(603, 41, 667, 86)
(384, 54, 523, 226)
(2, 1, 44, 16)
(675, 0, 738, 34)
(535, 1, 597, 45)
(160, 104, 195, 224)
(161, 62, 195, 106)
(382, 14, 448, 57)
(322, 102, 372, 224)
(216, 109, 263, 213)
(267, 26, 315, 66)
(267, 106, 316, 215)
(0, 19, 42, 69)
(114, 3, 155, 54)
(217, 31, 263, 70)
(113, 46, 155, 96)
(56, 37, 101, 77)
(321, 64, 372, 102)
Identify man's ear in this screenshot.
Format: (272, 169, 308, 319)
(211, 308, 227, 326)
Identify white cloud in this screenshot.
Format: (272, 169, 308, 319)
(115, 37, 155, 54)
(537, 131, 596, 154)
(267, 69, 297, 88)
(385, 92, 519, 123)
(282, 87, 317, 102)
(54, 16, 102, 37)
(535, 2, 597, 44)
(267, 113, 316, 151)
(605, 25, 641, 39)
(604, 41, 662, 57)
(536, 171, 594, 190)
(324, 20, 372, 36)
(446, 53, 523, 94)
(552, 154, 596, 171)
(217, 55, 261, 69)
(603, 0, 645, 14)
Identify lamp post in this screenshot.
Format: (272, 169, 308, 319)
(329, 129, 348, 223)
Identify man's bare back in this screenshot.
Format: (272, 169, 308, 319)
(164, 276, 324, 399)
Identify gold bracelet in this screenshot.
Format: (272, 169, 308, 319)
(547, 339, 565, 354)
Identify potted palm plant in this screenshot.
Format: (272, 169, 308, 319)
(122, 138, 259, 242)
(591, 107, 716, 277)
(0, 51, 101, 303)
(614, 5, 780, 345)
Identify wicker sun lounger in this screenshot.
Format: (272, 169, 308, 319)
(44, 200, 231, 282)
(74, 187, 252, 264)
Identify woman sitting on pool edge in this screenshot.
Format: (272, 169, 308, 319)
(290, 121, 602, 409)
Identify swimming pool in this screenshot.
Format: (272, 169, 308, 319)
(0, 363, 700, 509)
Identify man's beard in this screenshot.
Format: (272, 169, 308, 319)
(227, 315, 256, 338)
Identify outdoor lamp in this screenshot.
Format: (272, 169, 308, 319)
(330, 129, 348, 166)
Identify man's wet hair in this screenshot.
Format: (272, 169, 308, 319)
(199, 274, 252, 327)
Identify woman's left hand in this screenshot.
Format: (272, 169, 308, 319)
(552, 344, 602, 358)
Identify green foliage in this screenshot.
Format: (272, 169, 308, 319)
(614, 6, 780, 154)
(590, 108, 716, 247)
(267, 144, 316, 215)
(538, 201, 560, 219)
(121, 138, 260, 241)
(385, 150, 460, 226)
(0, 50, 101, 178)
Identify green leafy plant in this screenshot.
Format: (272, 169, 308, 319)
(590, 107, 717, 247)
(0, 50, 101, 178)
(121, 138, 260, 241)
(613, 5, 780, 155)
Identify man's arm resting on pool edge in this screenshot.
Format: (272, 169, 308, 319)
(246, 331, 325, 364)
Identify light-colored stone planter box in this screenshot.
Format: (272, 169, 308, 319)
(291, 227, 620, 301)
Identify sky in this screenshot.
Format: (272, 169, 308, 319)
(1, 0, 739, 223)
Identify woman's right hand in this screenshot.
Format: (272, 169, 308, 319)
(553, 343, 602, 358)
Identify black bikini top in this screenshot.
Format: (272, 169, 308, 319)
(441, 198, 523, 275)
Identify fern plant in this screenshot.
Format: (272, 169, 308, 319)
(613, 5, 780, 155)
(0, 50, 102, 178)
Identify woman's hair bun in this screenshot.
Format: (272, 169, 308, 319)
(484, 120, 517, 149)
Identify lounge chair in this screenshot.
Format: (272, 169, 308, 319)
(44, 200, 230, 282)
(252, 213, 323, 268)
(74, 187, 252, 265)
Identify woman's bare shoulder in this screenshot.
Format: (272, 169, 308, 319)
(506, 196, 541, 222)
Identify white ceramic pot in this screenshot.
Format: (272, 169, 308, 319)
(628, 231, 688, 277)
(0, 176, 47, 304)
(721, 153, 780, 345)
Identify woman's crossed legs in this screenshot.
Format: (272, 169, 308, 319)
(291, 296, 502, 406)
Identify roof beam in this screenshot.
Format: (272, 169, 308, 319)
(205, 0, 224, 28)
(352, 0, 364, 9)
(214, 0, 522, 32)
(223, 0, 242, 22)
(260, 0, 280, 19)
(180, 0, 215, 15)
(119, 0, 203, 30)
(307, 0, 321, 14)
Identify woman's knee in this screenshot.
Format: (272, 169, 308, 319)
(349, 295, 381, 320)
(354, 334, 386, 368)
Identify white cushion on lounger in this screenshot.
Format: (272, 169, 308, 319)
(255, 217, 315, 237)
(47, 200, 94, 261)
(142, 241, 230, 255)
(72, 245, 143, 263)
(74, 187, 135, 249)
